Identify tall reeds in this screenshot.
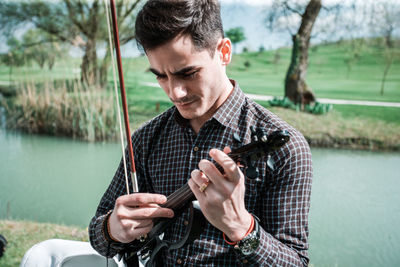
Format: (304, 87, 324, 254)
(3, 80, 119, 141)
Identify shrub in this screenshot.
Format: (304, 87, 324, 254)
(268, 97, 333, 115)
(2, 80, 119, 141)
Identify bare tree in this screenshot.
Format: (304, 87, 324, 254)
(266, 0, 323, 106)
(370, 1, 399, 49)
(368, 0, 400, 95)
(0, 0, 142, 87)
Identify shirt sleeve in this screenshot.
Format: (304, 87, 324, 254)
(88, 142, 148, 257)
(235, 131, 313, 266)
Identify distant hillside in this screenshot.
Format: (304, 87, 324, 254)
(227, 38, 400, 103)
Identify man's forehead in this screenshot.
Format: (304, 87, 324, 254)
(146, 35, 196, 54)
(146, 36, 214, 74)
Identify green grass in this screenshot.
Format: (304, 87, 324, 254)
(225, 43, 400, 103)
(264, 105, 400, 151)
(333, 105, 400, 125)
(112, 41, 400, 107)
(0, 40, 399, 147)
(0, 220, 87, 267)
(117, 41, 400, 126)
(0, 58, 82, 84)
(2, 40, 399, 104)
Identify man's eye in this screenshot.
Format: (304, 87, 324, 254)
(156, 75, 167, 80)
(183, 71, 198, 79)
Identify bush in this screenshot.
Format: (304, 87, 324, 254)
(268, 97, 333, 115)
(2, 80, 119, 141)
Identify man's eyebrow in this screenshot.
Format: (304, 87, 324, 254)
(172, 66, 199, 76)
(149, 68, 164, 76)
(149, 66, 200, 77)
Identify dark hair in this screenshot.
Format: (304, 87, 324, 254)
(135, 0, 224, 56)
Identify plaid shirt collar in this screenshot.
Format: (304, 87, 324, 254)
(173, 80, 246, 129)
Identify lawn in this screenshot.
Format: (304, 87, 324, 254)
(120, 41, 400, 126)
(0, 220, 88, 267)
(3, 40, 398, 101)
(1, 40, 399, 143)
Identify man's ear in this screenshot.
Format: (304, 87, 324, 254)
(217, 38, 232, 66)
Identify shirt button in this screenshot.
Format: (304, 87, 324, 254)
(184, 220, 189, 226)
(193, 146, 199, 152)
(177, 258, 183, 265)
(242, 259, 248, 264)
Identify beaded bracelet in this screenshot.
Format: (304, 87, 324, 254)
(223, 215, 255, 246)
(102, 210, 120, 243)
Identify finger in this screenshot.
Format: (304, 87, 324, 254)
(121, 206, 174, 220)
(117, 193, 167, 207)
(223, 146, 232, 154)
(132, 223, 153, 237)
(123, 219, 153, 241)
(130, 224, 153, 239)
(129, 218, 153, 230)
(126, 203, 164, 210)
(197, 158, 225, 187)
(223, 146, 242, 166)
(209, 148, 241, 182)
(190, 169, 209, 187)
(188, 178, 205, 202)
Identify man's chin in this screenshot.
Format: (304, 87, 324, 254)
(176, 107, 202, 120)
(177, 110, 197, 120)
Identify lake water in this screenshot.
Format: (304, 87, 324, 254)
(0, 130, 399, 266)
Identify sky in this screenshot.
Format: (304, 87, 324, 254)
(122, 0, 400, 57)
(1, 0, 399, 57)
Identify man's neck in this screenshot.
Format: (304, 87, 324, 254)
(190, 78, 234, 134)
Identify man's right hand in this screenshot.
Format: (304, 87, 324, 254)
(108, 193, 174, 243)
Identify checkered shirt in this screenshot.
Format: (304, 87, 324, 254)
(89, 81, 313, 266)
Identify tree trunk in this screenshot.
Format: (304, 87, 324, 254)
(284, 0, 321, 106)
(381, 55, 393, 95)
(81, 38, 98, 86)
(99, 46, 111, 88)
(80, 1, 100, 86)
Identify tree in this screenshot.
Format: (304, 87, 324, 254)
(0, 0, 142, 87)
(370, 1, 399, 49)
(0, 38, 26, 85)
(335, 1, 373, 80)
(272, 47, 282, 74)
(368, 1, 400, 95)
(20, 29, 66, 70)
(343, 38, 364, 79)
(266, 0, 323, 106)
(225, 27, 246, 54)
(1, 38, 25, 68)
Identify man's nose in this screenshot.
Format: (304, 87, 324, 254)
(168, 79, 187, 100)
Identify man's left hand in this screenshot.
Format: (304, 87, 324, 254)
(188, 147, 252, 242)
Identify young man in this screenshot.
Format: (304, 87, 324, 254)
(89, 0, 312, 266)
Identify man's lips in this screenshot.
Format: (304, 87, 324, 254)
(176, 100, 194, 106)
(172, 97, 199, 107)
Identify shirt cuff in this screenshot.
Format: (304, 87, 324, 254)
(92, 213, 127, 257)
(233, 221, 273, 265)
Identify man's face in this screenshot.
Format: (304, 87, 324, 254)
(146, 35, 232, 128)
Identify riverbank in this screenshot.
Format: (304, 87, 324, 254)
(0, 220, 88, 267)
(262, 106, 400, 151)
(2, 103, 399, 151)
(1, 39, 399, 150)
